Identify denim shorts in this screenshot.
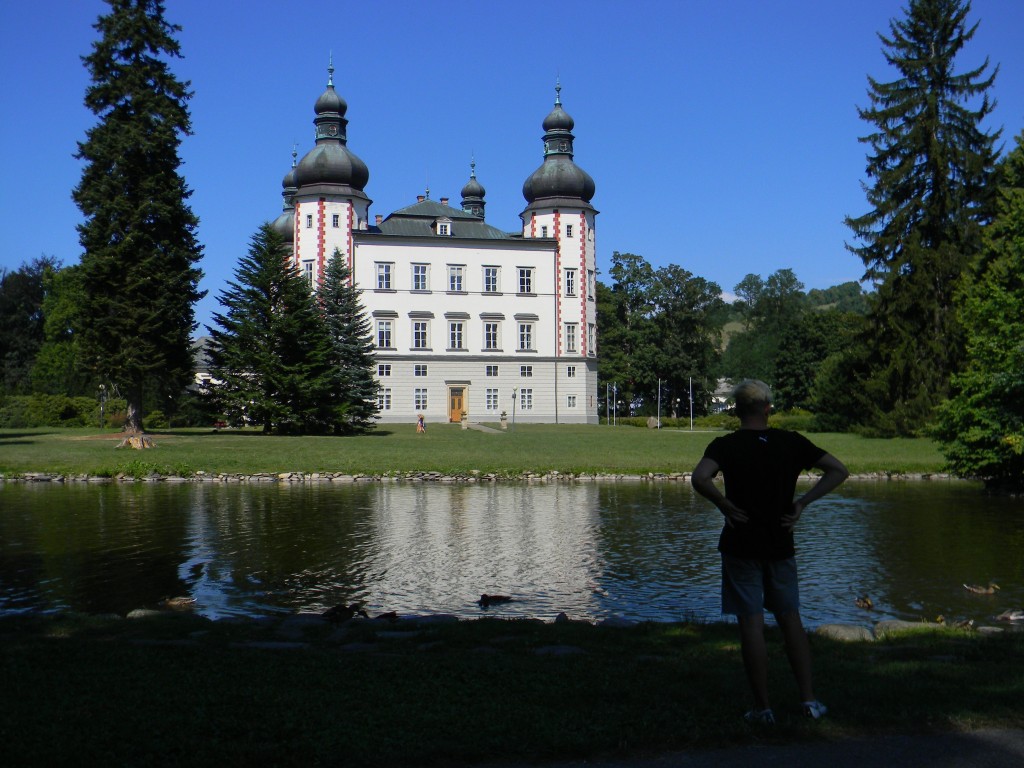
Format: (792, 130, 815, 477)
(721, 554, 800, 617)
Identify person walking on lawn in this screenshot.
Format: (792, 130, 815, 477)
(691, 379, 849, 724)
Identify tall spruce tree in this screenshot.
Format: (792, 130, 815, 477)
(206, 224, 335, 434)
(73, 0, 204, 433)
(845, 0, 999, 433)
(319, 252, 379, 433)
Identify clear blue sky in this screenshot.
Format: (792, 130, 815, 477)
(2, 0, 1022, 329)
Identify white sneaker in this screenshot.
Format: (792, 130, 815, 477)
(743, 708, 776, 725)
(802, 700, 828, 719)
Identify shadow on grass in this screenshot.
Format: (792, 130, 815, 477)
(0, 431, 55, 445)
(151, 429, 396, 438)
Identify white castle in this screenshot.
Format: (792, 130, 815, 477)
(272, 65, 598, 424)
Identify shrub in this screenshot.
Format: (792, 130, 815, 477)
(143, 410, 169, 430)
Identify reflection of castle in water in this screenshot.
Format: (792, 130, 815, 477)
(360, 483, 605, 618)
(6, 483, 1023, 624)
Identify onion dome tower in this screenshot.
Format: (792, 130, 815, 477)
(521, 80, 598, 359)
(460, 158, 486, 219)
(521, 80, 596, 216)
(270, 147, 298, 250)
(291, 60, 372, 282)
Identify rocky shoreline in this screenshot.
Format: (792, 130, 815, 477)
(1, 469, 959, 484)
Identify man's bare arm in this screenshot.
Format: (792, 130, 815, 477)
(691, 457, 748, 527)
(781, 453, 850, 530)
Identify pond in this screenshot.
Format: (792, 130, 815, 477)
(1, 479, 1022, 628)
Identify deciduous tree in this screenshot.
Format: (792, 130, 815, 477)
(31, 264, 93, 397)
(596, 252, 657, 414)
(719, 269, 805, 386)
(0, 256, 57, 394)
(934, 131, 1024, 491)
(649, 265, 724, 416)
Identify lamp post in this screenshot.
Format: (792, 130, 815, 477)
(511, 388, 518, 429)
(689, 376, 694, 431)
(98, 384, 107, 429)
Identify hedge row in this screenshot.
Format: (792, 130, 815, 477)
(0, 395, 126, 429)
(603, 410, 819, 432)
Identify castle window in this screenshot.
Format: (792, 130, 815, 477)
(518, 268, 533, 295)
(566, 224, 574, 238)
(412, 264, 429, 291)
(448, 322, 464, 350)
(484, 322, 499, 350)
(376, 320, 393, 349)
(518, 322, 534, 351)
(375, 262, 393, 290)
(565, 323, 578, 353)
(520, 388, 533, 410)
(413, 321, 429, 349)
(448, 265, 465, 293)
(564, 268, 577, 297)
(332, 214, 340, 228)
(483, 266, 499, 293)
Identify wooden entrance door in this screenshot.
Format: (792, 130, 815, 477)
(449, 387, 465, 423)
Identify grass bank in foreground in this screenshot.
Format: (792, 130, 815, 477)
(0, 425, 947, 478)
(1, 613, 1021, 767)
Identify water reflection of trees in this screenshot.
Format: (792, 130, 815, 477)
(3, 481, 1022, 623)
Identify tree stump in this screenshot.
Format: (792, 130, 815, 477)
(116, 432, 156, 449)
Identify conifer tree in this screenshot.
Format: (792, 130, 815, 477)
(73, 0, 204, 433)
(206, 224, 335, 434)
(319, 252, 379, 433)
(845, 0, 1000, 432)
(934, 131, 1024, 491)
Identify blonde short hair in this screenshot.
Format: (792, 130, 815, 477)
(732, 379, 772, 418)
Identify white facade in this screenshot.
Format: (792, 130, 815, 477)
(352, 220, 598, 424)
(278, 72, 599, 424)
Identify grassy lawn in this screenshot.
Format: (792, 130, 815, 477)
(0, 425, 946, 478)
(1, 612, 1021, 767)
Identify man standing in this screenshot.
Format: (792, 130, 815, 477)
(691, 379, 849, 724)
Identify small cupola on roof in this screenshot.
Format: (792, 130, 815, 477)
(293, 60, 370, 196)
(460, 158, 486, 219)
(522, 80, 596, 212)
(271, 147, 298, 244)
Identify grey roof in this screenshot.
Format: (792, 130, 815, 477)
(374, 199, 518, 240)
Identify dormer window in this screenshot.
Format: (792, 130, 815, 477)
(433, 217, 453, 236)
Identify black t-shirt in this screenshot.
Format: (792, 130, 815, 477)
(703, 428, 826, 560)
